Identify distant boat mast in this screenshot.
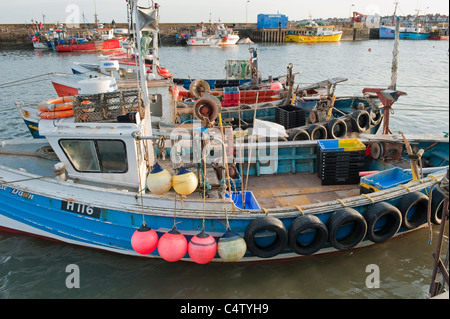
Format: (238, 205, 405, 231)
(94, 0, 99, 27)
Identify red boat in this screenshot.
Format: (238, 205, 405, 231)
(430, 28, 449, 40)
(56, 37, 125, 52)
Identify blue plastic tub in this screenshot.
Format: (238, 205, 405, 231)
(225, 191, 260, 210)
(360, 168, 413, 193)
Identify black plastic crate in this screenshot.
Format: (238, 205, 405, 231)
(275, 105, 306, 129)
(317, 148, 365, 184)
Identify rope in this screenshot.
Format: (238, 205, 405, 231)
(243, 92, 259, 208)
(0, 72, 54, 89)
(294, 205, 305, 216)
(0, 174, 55, 185)
(336, 199, 347, 207)
(361, 194, 375, 204)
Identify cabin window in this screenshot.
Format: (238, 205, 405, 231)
(59, 139, 128, 173)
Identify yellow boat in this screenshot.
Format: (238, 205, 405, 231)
(285, 25, 343, 43)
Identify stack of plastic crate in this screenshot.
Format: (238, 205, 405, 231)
(275, 105, 306, 129)
(317, 139, 367, 185)
(222, 87, 240, 107)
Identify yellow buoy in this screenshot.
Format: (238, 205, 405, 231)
(172, 166, 198, 196)
(146, 162, 172, 195)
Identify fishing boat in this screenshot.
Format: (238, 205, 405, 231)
(379, 24, 430, 40)
(3, 1, 448, 264)
(186, 24, 239, 47)
(429, 27, 449, 40)
(285, 22, 343, 43)
(56, 28, 125, 52)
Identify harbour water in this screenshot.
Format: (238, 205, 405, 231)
(0, 40, 448, 299)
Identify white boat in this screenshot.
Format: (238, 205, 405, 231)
(186, 24, 239, 46)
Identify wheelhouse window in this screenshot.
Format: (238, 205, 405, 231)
(59, 140, 128, 173)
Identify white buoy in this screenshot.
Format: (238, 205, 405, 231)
(218, 229, 247, 262)
(146, 162, 172, 195)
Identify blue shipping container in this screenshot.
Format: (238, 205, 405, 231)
(257, 14, 288, 29)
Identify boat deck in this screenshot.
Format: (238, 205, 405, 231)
(0, 140, 362, 209)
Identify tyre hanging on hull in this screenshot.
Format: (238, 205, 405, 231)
(288, 214, 328, 255)
(430, 189, 446, 225)
(327, 118, 348, 139)
(351, 110, 371, 133)
(307, 124, 327, 140)
(327, 208, 367, 251)
(364, 202, 402, 243)
(244, 216, 288, 258)
(396, 191, 429, 230)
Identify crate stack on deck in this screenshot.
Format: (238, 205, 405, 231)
(222, 87, 240, 107)
(275, 105, 306, 129)
(317, 139, 366, 185)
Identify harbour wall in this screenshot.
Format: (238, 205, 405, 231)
(0, 23, 376, 49)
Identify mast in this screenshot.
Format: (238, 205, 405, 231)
(131, 0, 155, 168)
(94, 0, 99, 27)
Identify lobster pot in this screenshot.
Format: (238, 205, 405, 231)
(317, 139, 366, 185)
(73, 89, 141, 123)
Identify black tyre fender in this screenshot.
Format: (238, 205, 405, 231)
(288, 214, 328, 255)
(351, 110, 371, 132)
(244, 216, 288, 258)
(396, 191, 429, 230)
(288, 128, 310, 141)
(364, 202, 402, 243)
(327, 118, 348, 139)
(430, 189, 446, 225)
(307, 124, 327, 140)
(327, 208, 367, 251)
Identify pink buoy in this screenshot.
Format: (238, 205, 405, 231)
(188, 230, 217, 264)
(270, 82, 283, 90)
(157, 227, 188, 262)
(131, 224, 159, 255)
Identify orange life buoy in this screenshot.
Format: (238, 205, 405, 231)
(38, 96, 75, 112)
(38, 102, 73, 113)
(39, 109, 74, 119)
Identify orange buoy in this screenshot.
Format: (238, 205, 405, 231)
(157, 227, 188, 262)
(131, 224, 159, 255)
(188, 230, 217, 264)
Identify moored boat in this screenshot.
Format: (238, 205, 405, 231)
(429, 27, 449, 40)
(285, 23, 343, 43)
(186, 24, 239, 47)
(3, 1, 448, 265)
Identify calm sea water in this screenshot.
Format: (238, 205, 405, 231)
(0, 40, 448, 299)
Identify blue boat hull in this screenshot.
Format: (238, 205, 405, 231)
(379, 26, 430, 40)
(0, 138, 447, 262)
